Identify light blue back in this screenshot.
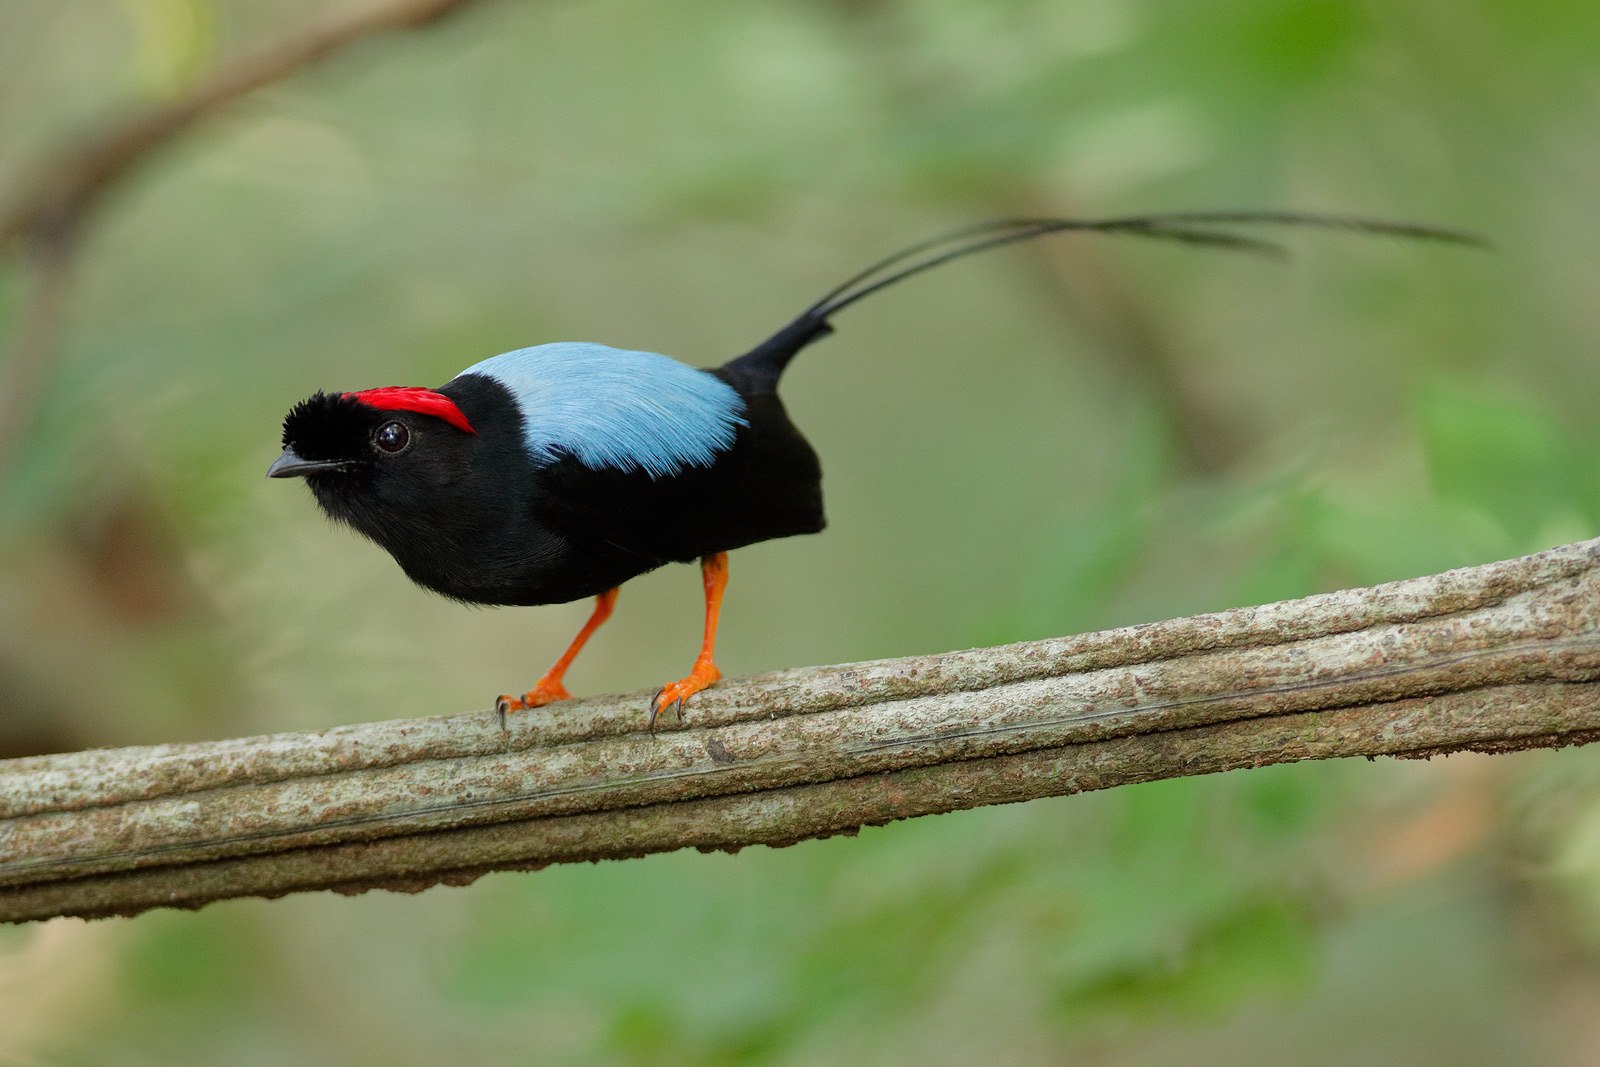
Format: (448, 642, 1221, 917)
(455, 342, 747, 479)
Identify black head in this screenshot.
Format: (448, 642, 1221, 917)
(273, 389, 429, 483)
(274, 391, 381, 475)
(269, 381, 568, 603)
(269, 384, 492, 535)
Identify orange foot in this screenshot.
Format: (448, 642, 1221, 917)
(495, 677, 573, 717)
(649, 659, 722, 731)
(496, 680, 572, 733)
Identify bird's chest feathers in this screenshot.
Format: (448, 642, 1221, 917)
(312, 451, 554, 603)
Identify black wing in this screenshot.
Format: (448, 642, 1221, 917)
(536, 370, 825, 578)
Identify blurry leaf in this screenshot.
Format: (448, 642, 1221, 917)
(121, 911, 266, 1003)
(1236, 764, 1326, 839)
(1146, 0, 1367, 100)
(1052, 896, 1319, 1024)
(984, 406, 1173, 643)
(645, 154, 797, 224)
(1222, 0, 1366, 87)
(446, 848, 818, 1027)
(788, 849, 1021, 1015)
(603, 1005, 696, 1065)
(0, 380, 93, 548)
(123, 0, 216, 97)
(1306, 489, 1484, 588)
(1419, 380, 1591, 550)
(1028, 772, 1337, 1034)
(1223, 487, 1340, 608)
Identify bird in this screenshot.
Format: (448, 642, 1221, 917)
(268, 211, 1476, 729)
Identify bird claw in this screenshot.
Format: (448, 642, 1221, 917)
(494, 693, 522, 735)
(647, 688, 681, 735)
(647, 663, 721, 734)
(493, 678, 572, 721)
(494, 678, 572, 733)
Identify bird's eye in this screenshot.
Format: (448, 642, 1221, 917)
(374, 421, 410, 454)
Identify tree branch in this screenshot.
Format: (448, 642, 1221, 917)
(4, 538, 1600, 923)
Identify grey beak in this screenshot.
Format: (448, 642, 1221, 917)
(266, 447, 348, 479)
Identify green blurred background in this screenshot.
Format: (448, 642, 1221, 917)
(3, 0, 1600, 1062)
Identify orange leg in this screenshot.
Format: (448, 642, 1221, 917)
(650, 552, 729, 730)
(496, 587, 619, 720)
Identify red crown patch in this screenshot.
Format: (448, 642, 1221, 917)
(345, 387, 475, 435)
